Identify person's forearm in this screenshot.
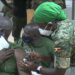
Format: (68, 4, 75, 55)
(15, 49, 30, 75)
(40, 67, 66, 75)
(1, 0, 12, 9)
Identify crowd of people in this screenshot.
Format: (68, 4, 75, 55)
(0, 0, 75, 75)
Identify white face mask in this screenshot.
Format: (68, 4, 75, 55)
(0, 36, 9, 50)
(38, 22, 53, 36)
(38, 28, 53, 36)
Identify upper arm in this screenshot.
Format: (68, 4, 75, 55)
(15, 49, 30, 75)
(54, 34, 71, 69)
(53, 20, 73, 69)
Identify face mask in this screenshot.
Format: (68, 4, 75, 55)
(38, 28, 53, 36)
(38, 22, 53, 36)
(22, 36, 33, 44)
(0, 36, 9, 50)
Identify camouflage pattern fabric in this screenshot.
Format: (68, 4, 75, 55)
(51, 19, 75, 68)
(32, 0, 66, 9)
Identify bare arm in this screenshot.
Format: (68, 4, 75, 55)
(14, 49, 30, 75)
(39, 67, 66, 75)
(0, 49, 14, 64)
(18, 50, 67, 75)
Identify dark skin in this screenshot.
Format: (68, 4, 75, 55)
(15, 25, 66, 75)
(0, 48, 14, 63)
(14, 49, 30, 75)
(38, 21, 58, 31)
(0, 28, 11, 39)
(18, 51, 66, 75)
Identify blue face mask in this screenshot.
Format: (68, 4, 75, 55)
(22, 36, 33, 44)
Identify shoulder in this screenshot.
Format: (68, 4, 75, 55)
(53, 20, 74, 41)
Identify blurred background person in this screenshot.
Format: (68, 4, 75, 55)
(1, 0, 27, 42)
(0, 15, 18, 75)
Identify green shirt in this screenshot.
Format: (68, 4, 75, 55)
(23, 37, 55, 67)
(0, 41, 21, 75)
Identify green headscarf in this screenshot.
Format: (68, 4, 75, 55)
(33, 2, 67, 23)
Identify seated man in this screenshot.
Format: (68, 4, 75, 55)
(15, 24, 66, 75)
(0, 15, 18, 75)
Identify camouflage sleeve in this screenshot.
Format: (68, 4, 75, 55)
(54, 41, 71, 69)
(52, 20, 74, 69)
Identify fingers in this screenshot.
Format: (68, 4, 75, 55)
(4, 53, 14, 60)
(19, 60, 28, 68)
(5, 49, 14, 55)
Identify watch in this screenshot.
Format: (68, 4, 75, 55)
(36, 66, 42, 74)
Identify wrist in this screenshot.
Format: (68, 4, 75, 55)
(36, 66, 42, 74)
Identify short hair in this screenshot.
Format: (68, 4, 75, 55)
(24, 23, 40, 37)
(0, 15, 13, 30)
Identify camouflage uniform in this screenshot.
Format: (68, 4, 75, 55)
(32, 0, 66, 9)
(51, 19, 75, 69)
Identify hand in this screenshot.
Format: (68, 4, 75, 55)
(19, 60, 38, 73)
(0, 49, 14, 63)
(29, 52, 42, 61)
